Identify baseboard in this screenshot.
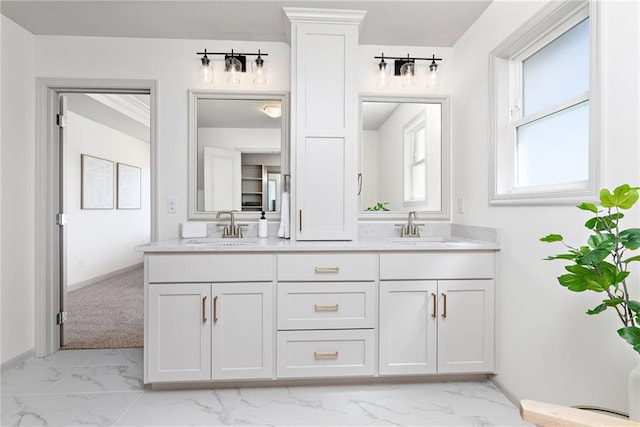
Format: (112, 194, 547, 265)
(1, 348, 34, 372)
(490, 375, 521, 408)
(68, 263, 142, 292)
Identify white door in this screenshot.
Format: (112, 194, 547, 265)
(211, 283, 273, 380)
(147, 283, 211, 382)
(379, 281, 438, 375)
(203, 146, 241, 211)
(437, 280, 495, 373)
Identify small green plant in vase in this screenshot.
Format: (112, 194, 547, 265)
(366, 202, 390, 211)
(541, 184, 640, 355)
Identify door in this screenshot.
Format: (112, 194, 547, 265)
(211, 283, 273, 380)
(147, 283, 211, 382)
(437, 280, 495, 373)
(379, 281, 438, 375)
(56, 94, 69, 344)
(203, 146, 241, 211)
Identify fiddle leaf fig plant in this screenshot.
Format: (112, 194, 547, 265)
(541, 184, 640, 354)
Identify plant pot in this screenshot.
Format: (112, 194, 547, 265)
(631, 356, 640, 422)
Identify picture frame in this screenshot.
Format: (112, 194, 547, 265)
(117, 162, 142, 209)
(81, 154, 114, 209)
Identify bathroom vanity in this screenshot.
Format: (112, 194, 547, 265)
(137, 230, 498, 386)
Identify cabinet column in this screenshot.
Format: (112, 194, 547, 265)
(285, 8, 366, 241)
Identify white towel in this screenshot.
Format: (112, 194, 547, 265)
(277, 191, 290, 239)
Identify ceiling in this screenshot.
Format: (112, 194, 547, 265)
(0, 1, 492, 47)
(197, 98, 282, 128)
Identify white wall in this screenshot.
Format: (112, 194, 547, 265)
(35, 35, 291, 241)
(453, 0, 640, 413)
(1, 16, 36, 363)
(361, 130, 379, 210)
(65, 112, 150, 286)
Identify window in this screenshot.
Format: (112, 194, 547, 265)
(404, 117, 427, 205)
(490, 1, 599, 204)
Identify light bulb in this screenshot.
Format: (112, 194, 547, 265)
(427, 62, 439, 89)
(400, 62, 415, 88)
(198, 55, 213, 86)
(252, 54, 267, 85)
(375, 57, 390, 88)
(225, 56, 242, 85)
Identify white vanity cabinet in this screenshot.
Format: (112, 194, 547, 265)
(275, 253, 377, 378)
(145, 254, 274, 383)
(285, 9, 365, 241)
(379, 252, 495, 375)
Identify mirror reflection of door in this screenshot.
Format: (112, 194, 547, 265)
(267, 171, 281, 212)
(203, 146, 241, 211)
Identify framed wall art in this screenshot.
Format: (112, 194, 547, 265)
(81, 154, 114, 209)
(117, 162, 142, 209)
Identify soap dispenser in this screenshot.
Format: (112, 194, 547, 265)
(258, 211, 268, 238)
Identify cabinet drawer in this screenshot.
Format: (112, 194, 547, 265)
(276, 330, 375, 378)
(379, 252, 494, 280)
(147, 254, 273, 283)
(277, 253, 375, 281)
(277, 282, 375, 330)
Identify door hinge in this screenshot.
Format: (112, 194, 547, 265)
(56, 113, 67, 128)
(56, 213, 67, 226)
(56, 311, 68, 325)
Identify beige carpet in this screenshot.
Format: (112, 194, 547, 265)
(63, 266, 143, 349)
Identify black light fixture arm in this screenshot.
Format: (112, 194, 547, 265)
(196, 48, 269, 57)
(375, 53, 443, 76)
(373, 53, 442, 62)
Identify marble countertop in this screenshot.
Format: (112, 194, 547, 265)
(135, 236, 500, 253)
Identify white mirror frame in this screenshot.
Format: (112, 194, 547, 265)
(358, 94, 451, 221)
(187, 90, 290, 220)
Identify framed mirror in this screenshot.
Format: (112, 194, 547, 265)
(188, 91, 289, 220)
(359, 95, 450, 220)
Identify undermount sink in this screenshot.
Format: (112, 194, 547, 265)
(183, 238, 259, 246)
(391, 237, 453, 243)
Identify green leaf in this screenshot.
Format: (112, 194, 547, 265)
(544, 253, 578, 261)
(586, 303, 607, 315)
(628, 300, 640, 314)
(587, 233, 615, 250)
(584, 217, 598, 230)
(600, 185, 639, 209)
(618, 326, 640, 354)
(616, 271, 630, 283)
(585, 278, 609, 292)
(541, 234, 563, 243)
(558, 274, 588, 292)
(577, 202, 598, 213)
(623, 255, 640, 264)
(603, 297, 624, 306)
(619, 228, 640, 249)
(576, 248, 610, 265)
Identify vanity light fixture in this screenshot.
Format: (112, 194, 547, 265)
(262, 104, 281, 118)
(374, 53, 443, 88)
(196, 49, 269, 86)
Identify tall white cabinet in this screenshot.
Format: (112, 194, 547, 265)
(285, 8, 365, 241)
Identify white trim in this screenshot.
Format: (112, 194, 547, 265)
(86, 93, 150, 126)
(1, 349, 34, 372)
(488, 0, 600, 205)
(35, 78, 158, 358)
(67, 263, 142, 292)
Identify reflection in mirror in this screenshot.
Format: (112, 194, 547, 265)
(360, 97, 449, 219)
(189, 92, 288, 220)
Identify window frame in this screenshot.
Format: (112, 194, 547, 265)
(489, 0, 601, 205)
(403, 113, 428, 207)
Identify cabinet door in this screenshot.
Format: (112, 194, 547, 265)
(292, 23, 359, 241)
(147, 283, 211, 382)
(379, 281, 438, 375)
(211, 283, 273, 380)
(437, 280, 495, 373)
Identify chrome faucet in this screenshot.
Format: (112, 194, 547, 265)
(400, 211, 421, 237)
(216, 210, 242, 238)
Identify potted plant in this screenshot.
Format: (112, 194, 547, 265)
(541, 184, 640, 420)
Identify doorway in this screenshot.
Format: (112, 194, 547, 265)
(61, 92, 151, 349)
(34, 79, 157, 357)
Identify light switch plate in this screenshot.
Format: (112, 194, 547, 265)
(167, 197, 177, 214)
(457, 197, 465, 214)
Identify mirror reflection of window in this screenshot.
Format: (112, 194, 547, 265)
(361, 101, 442, 212)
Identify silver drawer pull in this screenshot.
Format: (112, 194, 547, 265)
(314, 304, 339, 312)
(314, 351, 339, 360)
(314, 267, 340, 273)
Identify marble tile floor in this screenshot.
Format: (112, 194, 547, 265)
(1, 348, 532, 427)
